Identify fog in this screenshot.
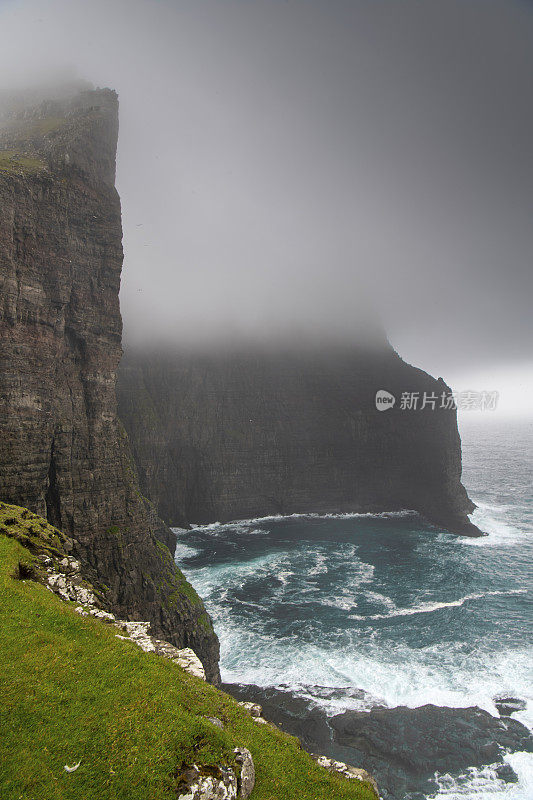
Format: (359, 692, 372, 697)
(0, 0, 532, 411)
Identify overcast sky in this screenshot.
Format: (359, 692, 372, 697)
(0, 0, 532, 414)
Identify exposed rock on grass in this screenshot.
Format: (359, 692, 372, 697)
(176, 763, 238, 799)
(234, 747, 255, 799)
(312, 755, 379, 796)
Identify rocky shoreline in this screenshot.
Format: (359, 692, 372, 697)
(224, 683, 533, 800)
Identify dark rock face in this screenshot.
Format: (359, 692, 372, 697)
(330, 704, 533, 799)
(494, 697, 527, 717)
(223, 683, 341, 754)
(0, 88, 220, 683)
(117, 346, 478, 535)
(224, 685, 533, 800)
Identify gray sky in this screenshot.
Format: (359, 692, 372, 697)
(0, 0, 532, 413)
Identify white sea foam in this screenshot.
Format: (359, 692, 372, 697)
(317, 561, 375, 611)
(349, 590, 527, 621)
(363, 590, 397, 611)
(216, 630, 533, 723)
(308, 553, 328, 575)
(461, 504, 529, 547)
(177, 524, 531, 722)
(183, 549, 294, 599)
(173, 540, 200, 560)
(177, 494, 533, 799)
(186, 508, 418, 533)
(185, 520, 271, 536)
(430, 752, 533, 799)
(277, 568, 294, 586)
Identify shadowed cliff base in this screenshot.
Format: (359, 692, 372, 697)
(117, 344, 480, 537)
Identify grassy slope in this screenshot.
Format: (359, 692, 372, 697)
(0, 150, 46, 173)
(0, 503, 376, 800)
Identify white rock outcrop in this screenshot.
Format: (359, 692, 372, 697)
(312, 754, 379, 794)
(236, 701, 262, 718)
(233, 747, 255, 799)
(177, 764, 237, 799)
(45, 553, 206, 681)
(46, 554, 97, 605)
(236, 700, 271, 725)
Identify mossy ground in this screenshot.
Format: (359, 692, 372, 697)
(0, 501, 66, 559)
(0, 502, 376, 800)
(14, 116, 67, 138)
(0, 149, 46, 174)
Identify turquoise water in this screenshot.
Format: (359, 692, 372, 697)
(174, 418, 533, 799)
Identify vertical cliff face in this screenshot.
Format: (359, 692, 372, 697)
(117, 346, 478, 536)
(0, 88, 220, 682)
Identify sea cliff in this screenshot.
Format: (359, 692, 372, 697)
(117, 345, 479, 535)
(0, 86, 220, 682)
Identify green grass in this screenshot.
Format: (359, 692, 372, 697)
(0, 150, 46, 174)
(0, 503, 377, 800)
(2, 116, 67, 140)
(0, 501, 67, 559)
(21, 117, 67, 137)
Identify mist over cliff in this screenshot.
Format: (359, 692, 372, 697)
(117, 342, 478, 536)
(0, 0, 531, 401)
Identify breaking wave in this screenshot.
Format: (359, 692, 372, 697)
(349, 589, 527, 621)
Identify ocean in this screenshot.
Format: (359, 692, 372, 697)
(174, 418, 533, 799)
